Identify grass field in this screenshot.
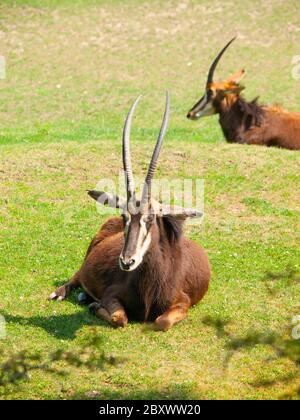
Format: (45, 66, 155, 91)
(0, 0, 300, 400)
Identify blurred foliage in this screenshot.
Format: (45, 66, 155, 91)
(0, 328, 121, 389)
(202, 267, 300, 399)
(261, 266, 300, 295)
(202, 317, 300, 399)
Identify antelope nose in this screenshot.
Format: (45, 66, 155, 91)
(187, 111, 192, 119)
(119, 256, 135, 271)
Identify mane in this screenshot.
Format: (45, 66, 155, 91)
(138, 216, 183, 321)
(235, 96, 265, 129)
(162, 215, 183, 244)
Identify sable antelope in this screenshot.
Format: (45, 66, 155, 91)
(49, 93, 210, 331)
(187, 38, 300, 150)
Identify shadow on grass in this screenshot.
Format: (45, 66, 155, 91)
(261, 266, 300, 295)
(50, 281, 96, 307)
(200, 266, 300, 399)
(1, 286, 149, 340)
(1, 309, 113, 340)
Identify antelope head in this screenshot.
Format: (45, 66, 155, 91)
(88, 92, 202, 272)
(187, 38, 246, 120)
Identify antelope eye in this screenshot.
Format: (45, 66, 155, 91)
(145, 214, 155, 224)
(207, 89, 213, 98)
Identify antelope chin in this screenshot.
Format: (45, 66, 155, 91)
(119, 257, 142, 272)
(187, 113, 200, 120)
(194, 112, 203, 119)
(187, 110, 208, 120)
(187, 101, 216, 120)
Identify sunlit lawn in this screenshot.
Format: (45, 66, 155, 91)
(0, 0, 299, 400)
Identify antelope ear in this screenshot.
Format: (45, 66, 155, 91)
(87, 190, 127, 210)
(160, 204, 203, 220)
(222, 83, 245, 95)
(225, 69, 246, 84)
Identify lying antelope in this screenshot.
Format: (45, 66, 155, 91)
(49, 93, 211, 331)
(187, 38, 300, 150)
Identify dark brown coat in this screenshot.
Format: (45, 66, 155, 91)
(75, 215, 210, 324)
(187, 38, 300, 150)
(50, 92, 211, 331)
(217, 94, 300, 150)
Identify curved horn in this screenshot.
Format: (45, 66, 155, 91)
(206, 37, 236, 85)
(141, 91, 170, 209)
(123, 95, 142, 201)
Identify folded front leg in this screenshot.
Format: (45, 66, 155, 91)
(48, 271, 81, 301)
(89, 293, 128, 328)
(154, 292, 191, 331)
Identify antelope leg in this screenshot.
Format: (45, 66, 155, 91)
(48, 271, 80, 301)
(154, 293, 191, 331)
(89, 295, 128, 328)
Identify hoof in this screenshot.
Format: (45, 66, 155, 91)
(78, 292, 94, 305)
(88, 302, 102, 315)
(111, 310, 128, 328)
(89, 304, 127, 328)
(153, 317, 171, 332)
(48, 284, 70, 301)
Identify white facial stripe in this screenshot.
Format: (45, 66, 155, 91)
(139, 217, 148, 237)
(124, 219, 130, 235)
(189, 90, 217, 119)
(193, 93, 207, 112)
(123, 213, 131, 236)
(201, 93, 208, 108)
(134, 219, 148, 257)
(196, 101, 214, 117)
(126, 219, 152, 270)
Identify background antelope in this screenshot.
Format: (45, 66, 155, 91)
(49, 93, 211, 331)
(187, 38, 300, 150)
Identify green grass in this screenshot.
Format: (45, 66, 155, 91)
(0, 0, 300, 400)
